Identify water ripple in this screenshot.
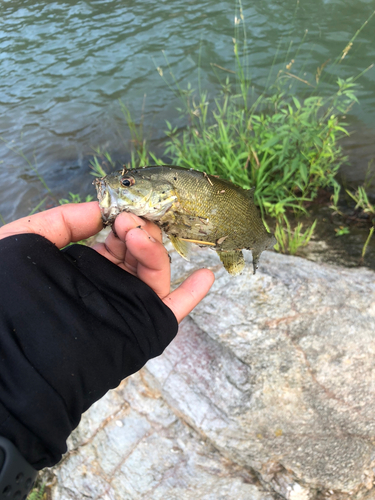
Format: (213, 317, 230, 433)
(0, 0, 374, 221)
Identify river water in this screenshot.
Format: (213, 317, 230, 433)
(1, 0, 374, 222)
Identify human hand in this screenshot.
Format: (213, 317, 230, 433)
(0, 201, 215, 471)
(0, 202, 215, 322)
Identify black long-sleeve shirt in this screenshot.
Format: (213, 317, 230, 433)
(0, 234, 178, 470)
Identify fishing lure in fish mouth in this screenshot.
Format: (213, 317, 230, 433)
(95, 165, 276, 275)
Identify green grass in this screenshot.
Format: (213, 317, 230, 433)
(346, 185, 375, 217)
(342, 181, 375, 261)
(362, 226, 374, 262)
(27, 482, 45, 500)
(274, 218, 317, 255)
(59, 192, 94, 205)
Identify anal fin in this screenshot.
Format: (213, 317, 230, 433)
(217, 250, 245, 275)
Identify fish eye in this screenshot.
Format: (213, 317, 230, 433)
(121, 176, 135, 187)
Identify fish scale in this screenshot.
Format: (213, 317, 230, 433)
(95, 165, 276, 275)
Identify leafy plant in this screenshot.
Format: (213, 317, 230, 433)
(361, 227, 374, 262)
(119, 99, 149, 166)
(330, 180, 344, 216)
(161, 52, 358, 220)
(345, 183, 375, 263)
(89, 103, 166, 178)
(334, 226, 350, 237)
(90, 156, 109, 178)
(59, 193, 94, 205)
(346, 185, 375, 217)
(274, 217, 317, 255)
(27, 483, 45, 500)
(90, 147, 117, 177)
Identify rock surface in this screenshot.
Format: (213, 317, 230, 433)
(44, 243, 375, 500)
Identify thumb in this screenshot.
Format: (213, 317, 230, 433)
(162, 269, 215, 323)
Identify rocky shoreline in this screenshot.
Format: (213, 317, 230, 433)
(40, 236, 375, 500)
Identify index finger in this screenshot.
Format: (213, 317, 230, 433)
(0, 202, 103, 248)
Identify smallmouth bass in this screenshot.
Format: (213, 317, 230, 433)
(95, 165, 276, 275)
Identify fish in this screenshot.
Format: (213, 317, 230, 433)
(94, 165, 276, 275)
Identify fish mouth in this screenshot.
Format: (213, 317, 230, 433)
(94, 178, 121, 224)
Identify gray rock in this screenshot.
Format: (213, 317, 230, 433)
(47, 371, 270, 500)
(44, 244, 375, 500)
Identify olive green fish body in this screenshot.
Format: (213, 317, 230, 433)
(95, 166, 276, 274)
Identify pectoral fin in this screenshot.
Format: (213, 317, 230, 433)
(217, 250, 245, 275)
(169, 235, 192, 261)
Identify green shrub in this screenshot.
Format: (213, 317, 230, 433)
(163, 71, 357, 219)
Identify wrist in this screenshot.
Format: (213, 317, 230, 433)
(0, 437, 37, 499)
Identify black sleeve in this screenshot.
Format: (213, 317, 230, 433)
(0, 233, 178, 470)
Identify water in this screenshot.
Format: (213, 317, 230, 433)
(1, 0, 375, 222)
